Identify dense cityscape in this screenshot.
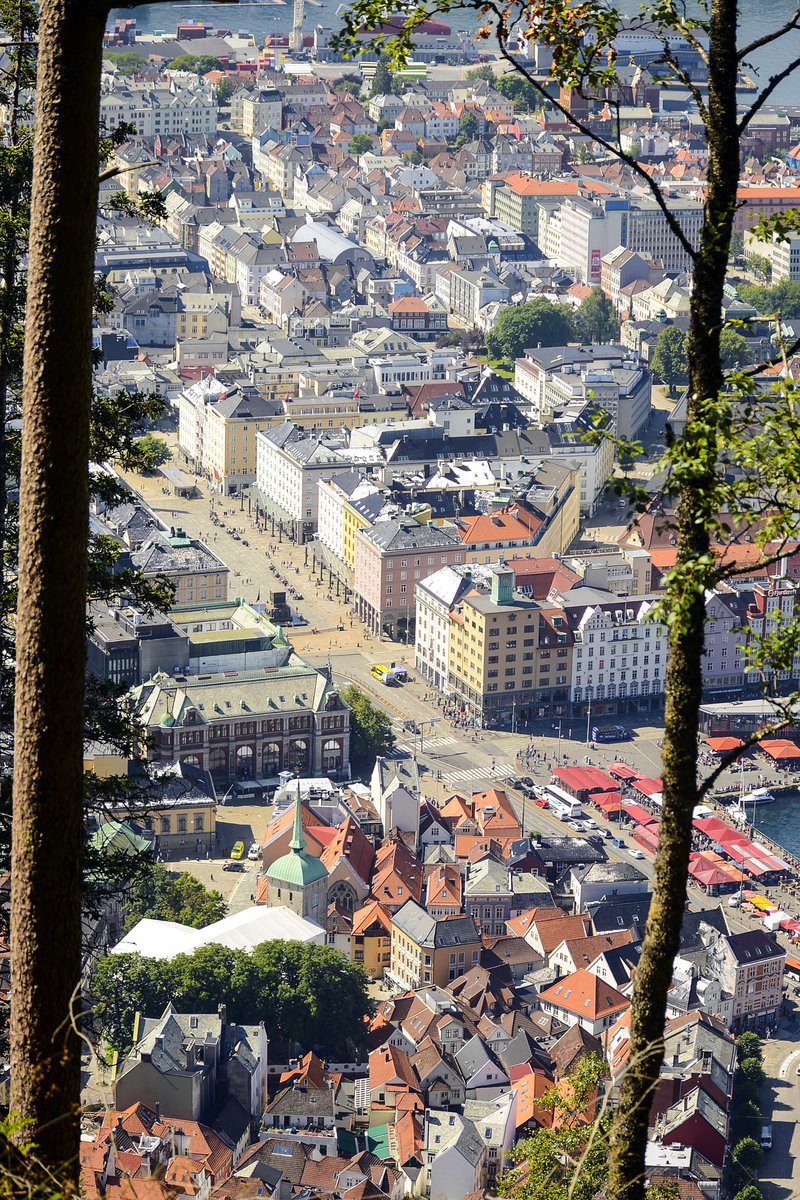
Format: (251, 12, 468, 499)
(7, 4, 800, 1200)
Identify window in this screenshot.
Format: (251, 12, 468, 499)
(177, 816, 187, 834)
(194, 814, 205, 832)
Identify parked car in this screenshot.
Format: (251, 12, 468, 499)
(230, 840, 245, 860)
(223, 860, 244, 872)
(247, 842, 261, 860)
(629, 848, 645, 859)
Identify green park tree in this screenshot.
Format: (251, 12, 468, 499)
(732, 1187, 763, 1200)
(330, 3, 800, 1200)
(465, 64, 495, 80)
(738, 1055, 766, 1087)
(341, 684, 396, 767)
(456, 109, 478, 144)
(92, 939, 372, 1057)
(215, 77, 235, 106)
(650, 326, 688, 397)
(575, 285, 620, 344)
(133, 432, 171, 468)
(719, 328, 753, 369)
(730, 1138, 763, 1192)
(403, 148, 423, 165)
(736, 1031, 763, 1064)
(485, 298, 575, 361)
(369, 57, 393, 96)
(349, 133, 374, 155)
(123, 864, 226, 932)
(104, 50, 149, 76)
(168, 54, 225, 76)
(739, 278, 800, 318)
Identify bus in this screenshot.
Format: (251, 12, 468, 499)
(542, 785, 583, 819)
(591, 725, 629, 744)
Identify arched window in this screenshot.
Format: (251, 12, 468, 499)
(322, 739, 342, 773)
(181, 754, 201, 768)
(263, 742, 281, 775)
(236, 745, 255, 780)
(288, 739, 309, 772)
(209, 747, 227, 784)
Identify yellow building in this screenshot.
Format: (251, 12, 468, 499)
(447, 563, 573, 726)
(342, 497, 376, 569)
(203, 390, 280, 495)
(351, 900, 393, 978)
(389, 900, 482, 989)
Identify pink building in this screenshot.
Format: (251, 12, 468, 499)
(354, 519, 462, 641)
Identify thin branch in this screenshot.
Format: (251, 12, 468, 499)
(738, 8, 800, 60)
(738, 53, 800, 135)
(481, 8, 698, 263)
(697, 709, 797, 798)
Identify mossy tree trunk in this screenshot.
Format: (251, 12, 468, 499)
(606, 1, 740, 1196)
(10, 0, 109, 1177)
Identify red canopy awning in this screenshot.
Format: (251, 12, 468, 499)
(705, 736, 745, 752)
(760, 738, 800, 760)
(608, 763, 640, 781)
(623, 802, 656, 826)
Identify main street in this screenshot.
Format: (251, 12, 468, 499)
(118, 459, 800, 937)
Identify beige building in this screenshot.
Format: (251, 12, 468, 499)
(390, 900, 482, 989)
(203, 389, 280, 495)
(447, 563, 572, 726)
(130, 528, 229, 607)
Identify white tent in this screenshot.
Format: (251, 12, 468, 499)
(112, 905, 325, 960)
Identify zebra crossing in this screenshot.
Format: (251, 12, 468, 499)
(395, 735, 459, 755)
(443, 762, 515, 784)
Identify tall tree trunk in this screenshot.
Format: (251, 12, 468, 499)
(606, 1, 740, 1197)
(10, 0, 108, 1177)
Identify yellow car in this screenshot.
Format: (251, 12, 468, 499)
(371, 664, 389, 681)
(230, 840, 245, 860)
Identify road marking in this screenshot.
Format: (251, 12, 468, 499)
(444, 763, 515, 783)
(779, 1049, 800, 1078)
(397, 736, 458, 753)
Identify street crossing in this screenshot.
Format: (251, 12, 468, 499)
(443, 762, 515, 784)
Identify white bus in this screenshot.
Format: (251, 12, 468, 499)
(543, 785, 583, 819)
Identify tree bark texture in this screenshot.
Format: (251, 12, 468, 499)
(606, 2, 741, 1198)
(10, 0, 109, 1177)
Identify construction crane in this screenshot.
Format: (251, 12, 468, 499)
(290, 0, 304, 55)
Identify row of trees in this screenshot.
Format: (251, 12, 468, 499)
(122, 864, 226, 932)
(341, 684, 396, 767)
(91, 940, 372, 1058)
(484, 289, 619, 361)
(650, 326, 754, 395)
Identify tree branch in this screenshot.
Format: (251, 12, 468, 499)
(697, 709, 797, 798)
(482, 8, 698, 263)
(738, 8, 800, 60)
(738, 53, 800, 135)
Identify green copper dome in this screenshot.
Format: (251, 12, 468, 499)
(267, 791, 328, 887)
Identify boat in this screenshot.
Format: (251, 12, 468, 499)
(741, 787, 776, 805)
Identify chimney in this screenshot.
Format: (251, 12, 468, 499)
(218, 1003, 227, 1025)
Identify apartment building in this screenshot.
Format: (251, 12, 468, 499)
(390, 901, 482, 989)
(354, 519, 464, 642)
(626, 195, 703, 273)
(447, 564, 572, 727)
(705, 930, 786, 1032)
(415, 565, 477, 690)
(255, 422, 345, 542)
(560, 587, 667, 719)
(129, 528, 229, 607)
(514, 344, 652, 439)
(317, 471, 384, 563)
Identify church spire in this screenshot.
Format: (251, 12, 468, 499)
(289, 783, 305, 852)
